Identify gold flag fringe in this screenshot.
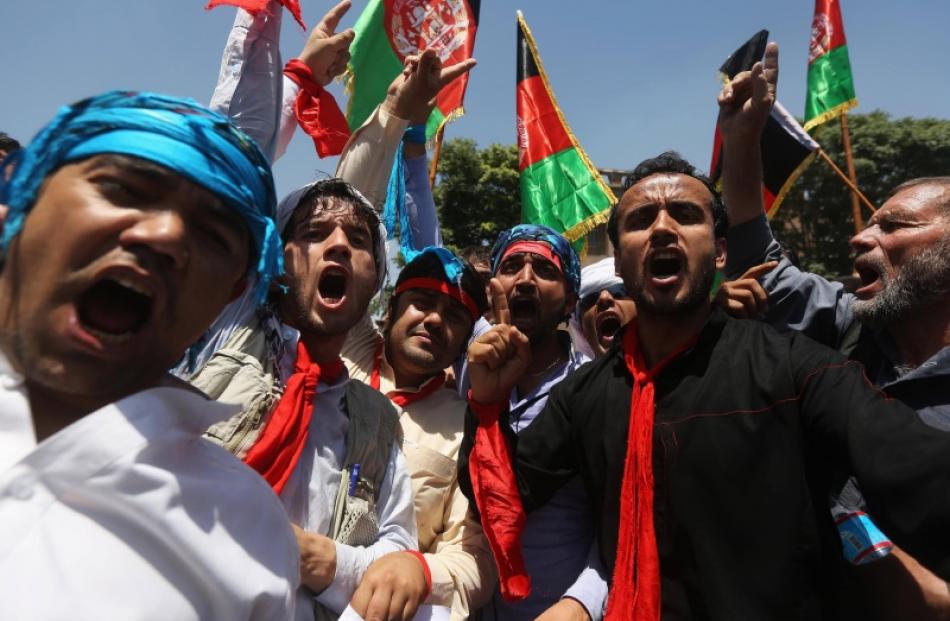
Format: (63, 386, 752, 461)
(803, 98, 858, 132)
(766, 149, 818, 219)
(517, 11, 616, 243)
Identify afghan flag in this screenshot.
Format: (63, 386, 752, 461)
(709, 30, 819, 218)
(803, 0, 857, 131)
(517, 11, 615, 253)
(346, 0, 479, 140)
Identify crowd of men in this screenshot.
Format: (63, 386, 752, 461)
(1, 2, 949, 620)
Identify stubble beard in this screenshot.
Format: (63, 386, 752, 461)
(852, 234, 950, 328)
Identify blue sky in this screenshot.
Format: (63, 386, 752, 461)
(2, 1, 948, 195)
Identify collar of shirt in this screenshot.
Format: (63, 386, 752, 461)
(277, 322, 351, 389)
(509, 330, 585, 431)
(873, 329, 950, 387)
(0, 351, 33, 473)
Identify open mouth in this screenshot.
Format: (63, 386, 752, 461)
(75, 277, 153, 345)
(596, 314, 622, 347)
(648, 250, 683, 288)
(854, 260, 883, 298)
(318, 268, 348, 306)
(509, 296, 539, 322)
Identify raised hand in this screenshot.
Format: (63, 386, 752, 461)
(718, 41, 779, 145)
(383, 49, 477, 124)
(715, 261, 778, 319)
(466, 279, 531, 404)
(297, 0, 355, 85)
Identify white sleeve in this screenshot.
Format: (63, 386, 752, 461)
(315, 443, 419, 613)
(208, 2, 285, 162)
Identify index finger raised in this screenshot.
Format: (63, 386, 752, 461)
(740, 261, 779, 281)
(317, 0, 351, 34)
(439, 57, 477, 87)
(489, 278, 510, 325)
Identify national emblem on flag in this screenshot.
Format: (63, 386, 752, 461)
(516, 11, 615, 255)
(803, 0, 858, 131)
(346, 0, 479, 140)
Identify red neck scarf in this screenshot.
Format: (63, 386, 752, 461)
(605, 323, 698, 621)
(369, 339, 446, 408)
(283, 59, 351, 157)
(243, 340, 343, 495)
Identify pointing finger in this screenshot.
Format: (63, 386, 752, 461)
(317, 0, 351, 35)
(490, 278, 510, 325)
(739, 261, 779, 281)
(439, 57, 477, 87)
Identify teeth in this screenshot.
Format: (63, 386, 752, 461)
(84, 324, 133, 346)
(113, 277, 152, 298)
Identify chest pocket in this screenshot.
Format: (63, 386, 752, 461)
(403, 441, 456, 546)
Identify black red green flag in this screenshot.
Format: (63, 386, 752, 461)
(803, 0, 858, 131)
(517, 11, 615, 253)
(709, 30, 819, 218)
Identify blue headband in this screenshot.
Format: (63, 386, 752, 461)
(0, 90, 282, 303)
(490, 224, 581, 295)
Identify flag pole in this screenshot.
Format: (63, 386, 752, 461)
(816, 146, 876, 217)
(428, 125, 445, 188)
(838, 114, 866, 234)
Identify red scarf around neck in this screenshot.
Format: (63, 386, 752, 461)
(243, 340, 343, 495)
(369, 339, 446, 408)
(605, 323, 698, 621)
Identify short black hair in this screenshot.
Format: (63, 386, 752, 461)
(392, 251, 489, 329)
(459, 245, 490, 267)
(284, 178, 382, 263)
(607, 151, 729, 247)
(0, 132, 20, 157)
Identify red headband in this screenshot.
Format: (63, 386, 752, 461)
(395, 277, 481, 321)
(500, 241, 563, 272)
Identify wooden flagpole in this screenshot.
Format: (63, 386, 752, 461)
(816, 147, 876, 218)
(838, 114, 866, 235)
(428, 125, 445, 188)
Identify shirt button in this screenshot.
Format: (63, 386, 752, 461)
(8, 474, 36, 500)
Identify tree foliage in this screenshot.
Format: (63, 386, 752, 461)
(772, 111, 950, 276)
(433, 138, 520, 249)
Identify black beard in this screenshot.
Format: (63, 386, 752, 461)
(852, 234, 950, 328)
(632, 259, 716, 319)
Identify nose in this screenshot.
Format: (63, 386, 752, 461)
(649, 209, 677, 245)
(850, 223, 877, 254)
(118, 209, 189, 270)
(596, 289, 616, 309)
(324, 225, 353, 261)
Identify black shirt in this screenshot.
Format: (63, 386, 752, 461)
(461, 307, 950, 620)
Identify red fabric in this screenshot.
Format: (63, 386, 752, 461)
(404, 550, 433, 599)
(242, 341, 343, 495)
(605, 324, 697, 621)
(283, 59, 351, 157)
(369, 339, 447, 408)
(467, 393, 531, 602)
(500, 241, 563, 272)
(516, 75, 574, 171)
(206, 0, 306, 30)
(395, 277, 481, 322)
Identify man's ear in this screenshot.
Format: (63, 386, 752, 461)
(563, 291, 579, 318)
(715, 237, 728, 272)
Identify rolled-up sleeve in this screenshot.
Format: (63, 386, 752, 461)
(335, 106, 409, 210)
(424, 484, 496, 618)
(315, 443, 418, 614)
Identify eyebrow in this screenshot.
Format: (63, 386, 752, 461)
(90, 154, 248, 242)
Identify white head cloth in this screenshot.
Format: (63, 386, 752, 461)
(568, 257, 624, 361)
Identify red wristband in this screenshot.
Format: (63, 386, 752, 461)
(404, 550, 432, 599)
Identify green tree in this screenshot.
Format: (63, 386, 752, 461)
(772, 111, 950, 277)
(433, 138, 520, 249)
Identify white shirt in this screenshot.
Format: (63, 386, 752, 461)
(277, 325, 419, 617)
(0, 354, 298, 620)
